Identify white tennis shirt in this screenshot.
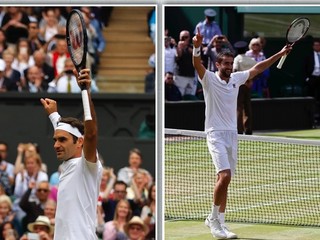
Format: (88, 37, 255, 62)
(199, 70, 249, 132)
(54, 153, 102, 240)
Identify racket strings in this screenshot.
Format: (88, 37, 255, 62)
(68, 14, 85, 65)
(287, 19, 309, 43)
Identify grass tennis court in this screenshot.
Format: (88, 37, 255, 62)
(165, 221, 320, 240)
(165, 129, 320, 239)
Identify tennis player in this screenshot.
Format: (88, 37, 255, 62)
(192, 28, 291, 239)
(40, 68, 103, 240)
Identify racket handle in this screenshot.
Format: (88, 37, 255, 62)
(81, 90, 92, 121)
(277, 55, 287, 69)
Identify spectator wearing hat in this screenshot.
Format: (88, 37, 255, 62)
(0, 58, 18, 92)
(233, 41, 257, 135)
(20, 215, 54, 240)
(194, 8, 222, 47)
(194, 9, 222, 70)
(124, 216, 149, 240)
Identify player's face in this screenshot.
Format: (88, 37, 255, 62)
(217, 56, 234, 78)
(53, 130, 82, 161)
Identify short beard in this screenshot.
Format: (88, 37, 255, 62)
(220, 69, 231, 78)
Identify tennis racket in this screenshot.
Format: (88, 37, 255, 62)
(277, 17, 310, 69)
(66, 9, 92, 121)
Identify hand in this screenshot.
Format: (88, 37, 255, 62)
(192, 27, 203, 48)
(280, 44, 292, 56)
(40, 98, 58, 115)
(74, 68, 91, 90)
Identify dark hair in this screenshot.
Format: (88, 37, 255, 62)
(147, 182, 155, 204)
(165, 71, 173, 76)
(0, 141, 8, 150)
(129, 148, 142, 160)
(58, 117, 84, 143)
(114, 180, 127, 189)
(216, 51, 235, 64)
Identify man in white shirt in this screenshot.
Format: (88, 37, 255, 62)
(192, 28, 291, 239)
(40, 67, 102, 240)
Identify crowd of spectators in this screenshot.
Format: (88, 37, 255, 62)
(0, 6, 107, 93)
(0, 140, 155, 240)
(164, 8, 270, 102)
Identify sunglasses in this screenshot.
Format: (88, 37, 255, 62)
(181, 36, 189, 40)
(37, 189, 49, 193)
(129, 226, 143, 231)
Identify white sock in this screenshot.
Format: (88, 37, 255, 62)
(210, 204, 220, 219)
(219, 212, 225, 225)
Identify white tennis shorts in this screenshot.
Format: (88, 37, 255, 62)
(206, 130, 238, 176)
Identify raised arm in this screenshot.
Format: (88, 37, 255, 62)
(248, 45, 292, 80)
(75, 68, 98, 163)
(40, 98, 60, 129)
(192, 27, 206, 79)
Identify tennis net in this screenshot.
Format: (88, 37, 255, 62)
(165, 128, 320, 226)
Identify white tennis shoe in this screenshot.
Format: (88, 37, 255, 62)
(221, 224, 238, 239)
(205, 217, 227, 239)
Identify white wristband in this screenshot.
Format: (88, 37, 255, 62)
(48, 112, 61, 129)
(193, 47, 201, 57)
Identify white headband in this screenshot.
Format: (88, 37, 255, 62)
(56, 122, 83, 138)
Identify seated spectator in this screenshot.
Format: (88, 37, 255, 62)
(22, 66, 46, 92)
(47, 58, 80, 93)
(1, 7, 30, 48)
(39, 8, 60, 43)
(0, 141, 15, 187)
(28, 18, 46, 54)
(80, 7, 106, 72)
(81, 8, 99, 76)
(99, 167, 116, 202)
(102, 199, 132, 240)
(117, 148, 153, 188)
(19, 181, 51, 231)
(127, 171, 149, 208)
(102, 181, 141, 223)
(2, 49, 21, 92)
(124, 216, 148, 240)
(46, 37, 69, 77)
(24, 50, 55, 91)
(0, 221, 19, 240)
(14, 143, 47, 176)
(43, 200, 56, 227)
(13, 152, 48, 223)
(165, 72, 182, 101)
(0, 195, 22, 236)
(20, 215, 54, 240)
(12, 38, 35, 78)
(140, 183, 155, 240)
(0, 59, 18, 92)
